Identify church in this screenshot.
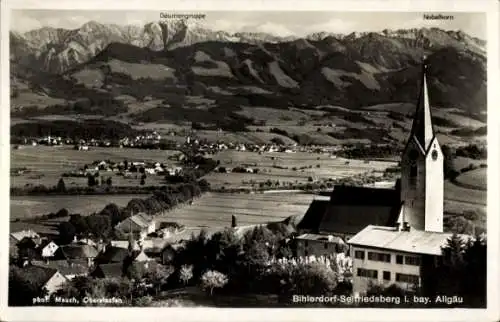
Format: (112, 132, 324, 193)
(296, 59, 461, 294)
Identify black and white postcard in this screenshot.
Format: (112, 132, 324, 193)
(1, 0, 499, 321)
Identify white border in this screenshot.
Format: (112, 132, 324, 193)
(1, 1, 499, 321)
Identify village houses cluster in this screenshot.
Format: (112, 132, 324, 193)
(9, 212, 189, 294)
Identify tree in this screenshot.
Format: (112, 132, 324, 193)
(179, 265, 193, 286)
(87, 175, 97, 187)
(100, 203, 123, 226)
(294, 263, 338, 296)
(57, 178, 67, 193)
(9, 265, 48, 305)
(200, 270, 228, 296)
(56, 208, 69, 218)
(271, 137, 285, 145)
(58, 221, 77, 244)
(442, 145, 459, 180)
(69, 214, 89, 236)
(86, 214, 112, 239)
(16, 238, 38, 263)
(145, 264, 174, 296)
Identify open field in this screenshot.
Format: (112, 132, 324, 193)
(207, 150, 396, 189)
(10, 145, 180, 188)
(154, 192, 316, 229)
(453, 157, 487, 170)
(444, 181, 486, 206)
(454, 167, 487, 190)
(10, 192, 316, 236)
(10, 194, 145, 221)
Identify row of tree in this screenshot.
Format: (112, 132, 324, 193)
(59, 180, 209, 242)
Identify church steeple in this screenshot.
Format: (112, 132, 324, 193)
(399, 57, 444, 233)
(409, 57, 435, 152)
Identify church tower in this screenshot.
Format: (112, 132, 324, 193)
(399, 58, 444, 232)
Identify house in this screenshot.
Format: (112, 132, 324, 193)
(110, 238, 169, 257)
(38, 240, 59, 259)
(94, 246, 130, 265)
(115, 213, 156, 238)
(145, 168, 156, 175)
(348, 225, 470, 294)
(91, 263, 124, 279)
(14, 237, 40, 262)
(10, 229, 41, 244)
(20, 265, 68, 295)
(32, 259, 89, 280)
(59, 244, 99, 267)
(295, 233, 346, 258)
(73, 237, 97, 247)
(347, 60, 461, 295)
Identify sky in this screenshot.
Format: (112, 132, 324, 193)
(10, 10, 486, 40)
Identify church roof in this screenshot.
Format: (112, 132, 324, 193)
(329, 185, 400, 206)
(297, 186, 401, 236)
(408, 59, 435, 152)
(348, 225, 471, 256)
(296, 199, 330, 232)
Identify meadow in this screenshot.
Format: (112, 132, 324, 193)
(10, 192, 315, 236)
(10, 145, 180, 188)
(154, 192, 316, 229)
(207, 150, 396, 189)
(454, 167, 487, 190)
(10, 194, 146, 221)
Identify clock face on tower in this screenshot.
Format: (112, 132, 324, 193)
(431, 150, 438, 160)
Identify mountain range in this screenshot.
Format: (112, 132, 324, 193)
(10, 21, 487, 129)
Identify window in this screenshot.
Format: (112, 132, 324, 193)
(354, 250, 365, 260)
(304, 250, 309, 257)
(405, 256, 421, 266)
(304, 241, 308, 247)
(383, 271, 391, 281)
(396, 255, 403, 264)
(324, 243, 328, 249)
(357, 268, 378, 279)
(396, 273, 420, 285)
(368, 251, 391, 263)
(410, 165, 417, 185)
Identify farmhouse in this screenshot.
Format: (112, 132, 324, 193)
(10, 229, 41, 244)
(115, 213, 156, 238)
(295, 233, 346, 258)
(91, 263, 124, 279)
(32, 259, 90, 280)
(58, 244, 99, 267)
(18, 265, 68, 295)
(38, 240, 59, 259)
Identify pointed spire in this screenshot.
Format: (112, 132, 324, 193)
(409, 56, 435, 151)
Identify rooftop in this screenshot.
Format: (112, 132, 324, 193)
(296, 233, 344, 244)
(60, 244, 99, 259)
(347, 225, 471, 256)
(18, 265, 61, 289)
(32, 259, 89, 276)
(10, 229, 40, 242)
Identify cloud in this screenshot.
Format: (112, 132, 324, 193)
(304, 18, 357, 35)
(254, 22, 295, 37)
(209, 19, 249, 33)
(10, 13, 43, 32)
